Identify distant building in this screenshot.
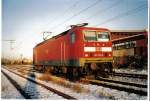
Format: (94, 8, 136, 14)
(110, 30, 147, 40)
(110, 30, 148, 68)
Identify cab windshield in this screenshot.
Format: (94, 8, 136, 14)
(84, 31, 97, 41)
(97, 32, 109, 41)
(84, 31, 109, 42)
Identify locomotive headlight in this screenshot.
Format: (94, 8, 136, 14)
(108, 53, 111, 56)
(101, 47, 112, 52)
(85, 53, 89, 57)
(84, 47, 96, 52)
(94, 53, 97, 57)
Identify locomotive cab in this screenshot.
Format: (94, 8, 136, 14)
(79, 28, 113, 78)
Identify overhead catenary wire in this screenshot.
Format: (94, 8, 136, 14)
(94, 4, 147, 27)
(47, 0, 103, 31)
(78, 0, 122, 23)
(11, 1, 148, 54)
(12, 0, 81, 51)
(3, 0, 147, 61)
(38, 0, 80, 32)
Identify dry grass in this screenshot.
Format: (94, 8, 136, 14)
(85, 75, 95, 79)
(17, 69, 23, 72)
(96, 89, 115, 100)
(2, 85, 8, 91)
(16, 68, 31, 75)
(17, 69, 26, 74)
(80, 78, 115, 99)
(21, 72, 27, 75)
(37, 72, 88, 93)
(38, 72, 52, 81)
(17, 68, 26, 72)
(80, 78, 90, 84)
(72, 83, 83, 93)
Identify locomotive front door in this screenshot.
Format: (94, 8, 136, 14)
(61, 42, 66, 66)
(70, 32, 76, 66)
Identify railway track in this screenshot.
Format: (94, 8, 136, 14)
(88, 78, 147, 96)
(109, 72, 147, 79)
(5, 65, 147, 79)
(2, 67, 76, 99)
(2, 70, 31, 99)
(3, 65, 147, 97)
(96, 77, 147, 88)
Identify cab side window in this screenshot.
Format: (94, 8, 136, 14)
(70, 32, 75, 43)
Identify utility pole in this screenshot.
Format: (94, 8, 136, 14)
(2, 39, 15, 50)
(2, 39, 16, 64)
(20, 54, 23, 64)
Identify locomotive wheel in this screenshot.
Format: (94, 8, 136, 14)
(73, 67, 81, 81)
(81, 67, 87, 76)
(53, 66, 58, 74)
(96, 64, 106, 78)
(62, 67, 67, 74)
(35, 65, 44, 72)
(66, 67, 73, 81)
(34, 65, 39, 70)
(90, 63, 98, 70)
(82, 64, 93, 76)
(97, 63, 113, 78)
(45, 67, 51, 73)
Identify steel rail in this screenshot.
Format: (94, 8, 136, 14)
(2, 67, 77, 100)
(96, 77, 147, 88)
(89, 79, 147, 96)
(2, 70, 31, 99)
(110, 72, 147, 79)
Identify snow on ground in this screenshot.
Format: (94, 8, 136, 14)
(1, 68, 65, 99)
(27, 72, 109, 100)
(2, 65, 148, 100)
(1, 72, 24, 99)
(113, 68, 147, 75)
(111, 68, 148, 85)
(82, 83, 147, 100)
(108, 76, 147, 85)
(31, 71, 147, 100)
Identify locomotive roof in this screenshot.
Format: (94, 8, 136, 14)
(34, 29, 70, 48)
(34, 26, 109, 48)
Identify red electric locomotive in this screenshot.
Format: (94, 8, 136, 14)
(33, 23, 113, 79)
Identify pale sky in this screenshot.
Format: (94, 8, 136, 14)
(2, 0, 148, 60)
